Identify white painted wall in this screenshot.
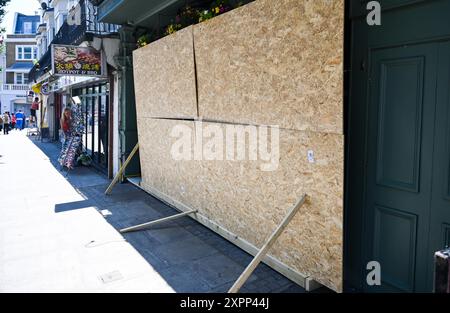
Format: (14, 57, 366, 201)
(0, 93, 27, 114)
(52, 0, 69, 34)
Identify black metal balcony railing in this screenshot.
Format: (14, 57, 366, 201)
(54, 0, 119, 46)
(29, 0, 119, 82)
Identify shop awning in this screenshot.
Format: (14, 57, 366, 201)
(6, 62, 34, 72)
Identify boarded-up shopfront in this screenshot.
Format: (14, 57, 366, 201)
(133, 0, 344, 292)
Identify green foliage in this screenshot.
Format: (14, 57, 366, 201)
(165, 5, 200, 36)
(0, 0, 10, 24)
(136, 0, 252, 47)
(199, 0, 233, 22)
(137, 34, 151, 48)
(77, 152, 92, 166)
(164, 23, 183, 36)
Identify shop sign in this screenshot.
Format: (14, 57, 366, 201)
(52, 44, 105, 77)
(41, 82, 50, 95)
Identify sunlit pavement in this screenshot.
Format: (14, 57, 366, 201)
(0, 130, 174, 292)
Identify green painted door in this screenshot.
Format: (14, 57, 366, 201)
(365, 42, 438, 292)
(346, 0, 450, 292)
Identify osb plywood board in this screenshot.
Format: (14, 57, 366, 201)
(137, 118, 343, 292)
(137, 118, 201, 211)
(194, 0, 344, 134)
(133, 26, 197, 119)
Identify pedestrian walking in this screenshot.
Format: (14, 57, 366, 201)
(15, 110, 24, 130)
(22, 113, 27, 130)
(11, 113, 16, 130)
(30, 97, 39, 127)
(2, 112, 10, 135)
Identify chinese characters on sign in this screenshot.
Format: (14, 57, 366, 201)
(52, 45, 104, 77)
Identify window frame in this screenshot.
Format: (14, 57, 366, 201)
(14, 73, 29, 85)
(16, 45, 38, 61)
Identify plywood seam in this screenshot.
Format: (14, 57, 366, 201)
(143, 116, 345, 136)
(192, 26, 200, 118)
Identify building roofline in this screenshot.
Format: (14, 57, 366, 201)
(12, 13, 18, 34)
(4, 37, 37, 43)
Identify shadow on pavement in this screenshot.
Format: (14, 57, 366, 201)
(28, 135, 332, 293)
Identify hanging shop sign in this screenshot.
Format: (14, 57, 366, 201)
(41, 82, 50, 95)
(51, 44, 105, 77)
(32, 83, 42, 94)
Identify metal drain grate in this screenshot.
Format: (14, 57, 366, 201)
(99, 271, 123, 284)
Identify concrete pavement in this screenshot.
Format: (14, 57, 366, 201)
(0, 130, 317, 293)
(0, 130, 174, 292)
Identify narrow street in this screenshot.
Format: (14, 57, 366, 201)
(0, 130, 307, 293)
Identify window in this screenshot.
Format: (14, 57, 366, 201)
(24, 22, 32, 34)
(15, 73, 28, 85)
(56, 14, 68, 31)
(16, 46, 37, 60)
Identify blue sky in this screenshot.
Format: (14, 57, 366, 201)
(1, 0, 40, 33)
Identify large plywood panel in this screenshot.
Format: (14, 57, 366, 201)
(133, 26, 197, 119)
(194, 0, 344, 134)
(137, 118, 343, 292)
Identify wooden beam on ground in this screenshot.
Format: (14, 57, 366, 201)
(120, 210, 198, 233)
(305, 277, 323, 292)
(105, 143, 139, 195)
(228, 194, 307, 293)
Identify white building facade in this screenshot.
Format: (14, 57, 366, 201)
(0, 13, 39, 115)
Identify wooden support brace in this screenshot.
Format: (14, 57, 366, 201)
(305, 277, 323, 292)
(228, 194, 307, 293)
(105, 143, 139, 195)
(120, 210, 198, 233)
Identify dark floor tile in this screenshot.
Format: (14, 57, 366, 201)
(158, 266, 212, 293)
(154, 236, 219, 265)
(188, 253, 257, 289)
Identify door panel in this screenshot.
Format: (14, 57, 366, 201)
(373, 206, 418, 291)
(364, 43, 438, 292)
(375, 57, 424, 192)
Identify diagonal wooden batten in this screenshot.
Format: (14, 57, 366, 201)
(120, 210, 198, 233)
(105, 143, 139, 195)
(228, 194, 308, 293)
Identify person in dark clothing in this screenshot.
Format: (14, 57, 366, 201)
(3, 112, 10, 135)
(22, 113, 26, 130)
